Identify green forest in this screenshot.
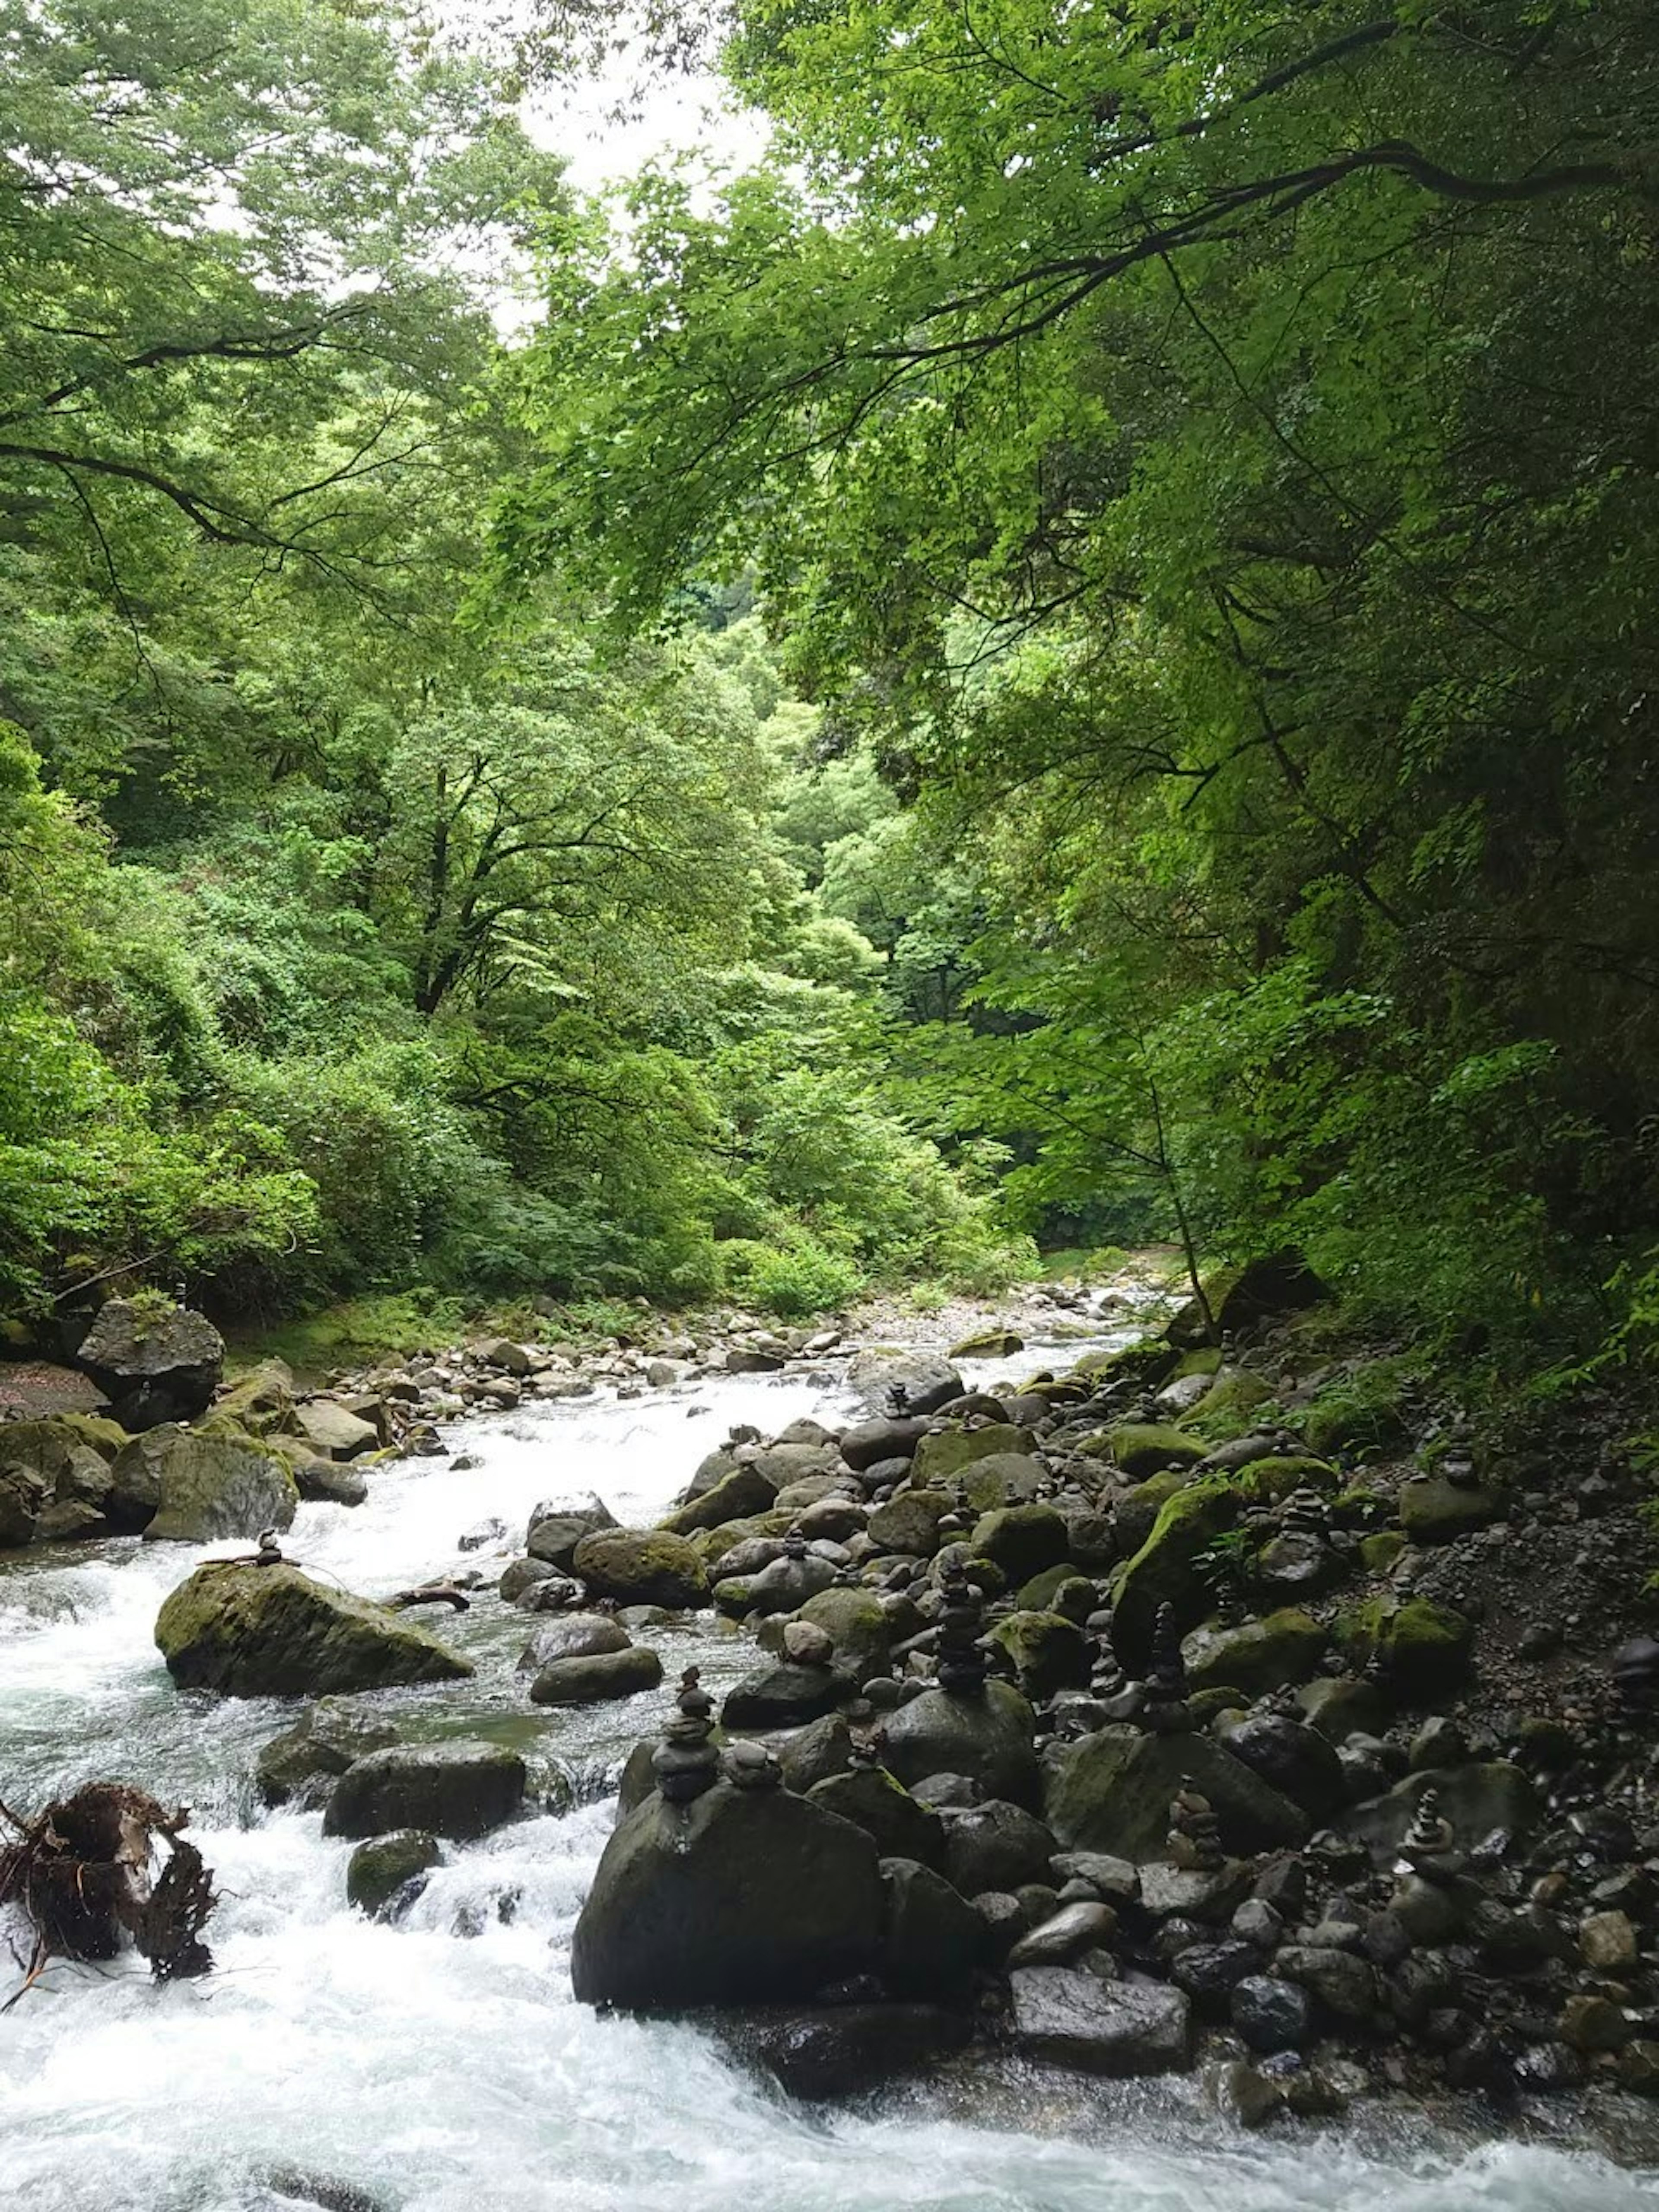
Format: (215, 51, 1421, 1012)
(3, 0, 1655, 1373)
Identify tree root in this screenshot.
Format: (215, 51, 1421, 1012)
(0, 1782, 217, 2001)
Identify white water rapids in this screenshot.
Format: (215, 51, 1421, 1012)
(1, 1344, 1655, 2212)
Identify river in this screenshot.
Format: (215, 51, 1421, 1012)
(1, 1335, 1654, 2212)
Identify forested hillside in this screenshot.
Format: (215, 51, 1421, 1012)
(5, 0, 1658, 1373)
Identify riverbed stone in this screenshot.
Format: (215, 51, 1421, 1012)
(1010, 1967, 1192, 2076)
(912, 1426, 1033, 1488)
(969, 1503, 1069, 1586)
(954, 1453, 1050, 1513)
(323, 1742, 526, 1842)
(941, 1799, 1056, 1896)
(722, 1662, 844, 1730)
(571, 1527, 709, 1609)
(1182, 1610, 1328, 1697)
(255, 1705, 400, 1808)
(155, 1562, 473, 1696)
(346, 1830, 441, 1919)
(530, 1644, 664, 1706)
(865, 1490, 948, 1557)
(517, 1612, 632, 1671)
(659, 1462, 777, 1535)
(880, 1856, 984, 1996)
(1342, 1762, 1537, 1861)
(571, 1780, 885, 2009)
(846, 1350, 964, 1416)
(987, 1609, 1090, 1698)
(724, 2001, 973, 2097)
(880, 1682, 1042, 1809)
(809, 1767, 945, 1868)
(1045, 1726, 1309, 1861)
(290, 1398, 379, 1461)
(1106, 1425, 1208, 1480)
(1398, 1472, 1503, 1544)
(1110, 1475, 1241, 1665)
(527, 1493, 620, 1568)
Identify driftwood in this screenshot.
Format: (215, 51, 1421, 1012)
(385, 1583, 470, 1613)
(0, 1783, 216, 2003)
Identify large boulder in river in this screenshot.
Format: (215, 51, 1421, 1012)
(845, 1349, 963, 1417)
(290, 1397, 379, 1461)
(1109, 1474, 1241, 1668)
(572, 1527, 709, 1609)
(74, 1299, 224, 1430)
(571, 1781, 884, 2010)
(526, 1492, 618, 1569)
(531, 1644, 664, 1706)
(256, 1705, 400, 1808)
(1045, 1726, 1308, 1861)
(658, 1461, 776, 1535)
(879, 1682, 1042, 1809)
(155, 1562, 473, 1697)
(323, 1741, 526, 1841)
(112, 1421, 298, 1543)
(0, 1414, 128, 1543)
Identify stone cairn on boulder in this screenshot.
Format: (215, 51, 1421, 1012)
(934, 1562, 989, 1693)
(1395, 1786, 1464, 1882)
(1167, 1778, 1224, 1870)
(722, 1738, 782, 1791)
(652, 1669, 720, 1807)
(1142, 1602, 1192, 1735)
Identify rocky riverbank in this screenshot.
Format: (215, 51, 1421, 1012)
(7, 1256, 1659, 2139)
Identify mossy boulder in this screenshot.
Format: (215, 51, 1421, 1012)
(572, 1527, 709, 1609)
(1106, 1426, 1208, 1480)
(1182, 1609, 1328, 1697)
(969, 1503, 1069, 1586)
(0, 1414, 130, 1542)
(955, 1452, 1050, 1513)
(797, 1585, 892, 1679)
(911, 1424, 1033, 1486)
(948, 1328, 1024, 1360)
(658, 1462, 777, 1536)
(1186, 1369, 1274, 1426)
(255, 1705, 400, 1808)
(1112, 1469, 1194, 1555)
(1302, 1367, 1411, 1458)
(1167, 1252, 1327, 1350)
(1360, 1531, 1407, 1573)
(988, 1609, 1090, 1699)
(1045, 1726, 1309, 1860)
(1071, 1340, 1179, 1389)
(346, 1830, 440, 1919)
(1241, 1456, 1339, 1505)
(865, 1489, 948, 1558)
(808, 1767, 946, 1869)
(213, 1358, 296, 1436)
(113, 1421, 298, 1543)
(1334, 1595, 1474, 1697)
(1110, 1474, 1241, 1666)
(155, 1562, 473, 1697)
(529, 1645, 664, 1705)
(1398, 1473, 1503, 1544)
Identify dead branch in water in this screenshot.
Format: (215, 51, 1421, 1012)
(0, 1782, 217, 2003)
(385, 1583, 470, 1612)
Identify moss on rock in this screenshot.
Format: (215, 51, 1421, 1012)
(1110, 1474, 1241, 1664)
(156, 1562, 473, 1697)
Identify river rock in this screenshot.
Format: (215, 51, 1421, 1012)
(527, 1493, 619, 1568)
(941, 1799, 1055, 1896)
(797, 1585, 892, 1678)
(571, 1781, 884, 2009)
(1011, 1967, 1192, 2076)
(155, 1562, 473, 1696)
(841, 1417, 929, 1474)
(1045, 1727, 1309, 1861)
(530, 1644, 665, 1705)
(1182, 1610, 1328, 1697)
(879, 1855, 984, 1996)
(912, 1426, 1033, 1489)
(880, 1682, 1042, 1809)
(572, 1527, 708, 1608)
(740, 1550, 836, 1615)
(1110, 1475, 1240, 1665)
(1231, 1974, 1314, 2053)
(0, 1461, 45, 1546)
(0, 1414, 128, 1542)
(1007, 1900, 1117, 1967)
(809, 1767, 945, 1867)
(722, 1662, 844, 1729)
(725, 2002, 973, 2098)
(323, 1742, 526, 1841)
(988, 1609, 1090, 1698)
(288, 1453, 368, 1508)
(111, 1421, 298, 1543)
(74, 1299, 224, 1429)
(659, 1462, 777, 1535)
(1398, 1471, 1503, 1544)
(500, 1557, 570, 1605)
(255, 1706, 400, 1808)
(846, 1351, 964, 1417)
(864, 1490, 947, 1557)
(969, 1503, 1068, 1585)
(213, 1359, 295, 1436)
(1218, 1713, 1347, 1820)
(290, 1398, 379, 1461)
(517, 1612, 632, 1670)
(346, 1830, 441, 1919)
(1342, 1761, 1537, 1862)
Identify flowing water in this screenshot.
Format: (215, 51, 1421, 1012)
(1, 1338, 1655, 2212)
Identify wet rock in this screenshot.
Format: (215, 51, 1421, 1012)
(797, 1585, 892, 1677)
(722, 1662, 845, 1730)
(1208, 2056, 1285, 2128)
(290, 1456, 368, 1508)
(571, 1782, 884, 2009)
(1046, 1727, 1309, 1862)
(1110, 1475, 1240, 1665)
(1580, 1909, 1639, 1972)
(572, 1528, 708, 1609)
(1342, 1762, 1536, 1863)
(1010, 1967, 1192, 2076)
(801, 1741, 948, 1859)
(1230, 1974, 1313, 2053)
(115, 1421, 298, 1543)
(659, 1463, 777, 1535)
(1559, 1993, 1633, 2053)
(728, 2001, 972, 2098)
(840, 1417, 930, 1474)
(255, 1706, 400, 1808)
(865, 1490, 948, 1557)
(1170, 1940, 1259, 2010)
(1276, 1944, 1379, 2024)
(526, 1494, 620, 1569)
(1007, 1900, 1117, 1967)
(530, 1645, 665, 1705)
(941, 1799, 1055, 1896)
(1398, 1472, 1502, 1544)
(953, 1452, 1051, 1513)
(156, 1562, 472, 1697)
(880, 1855, 984, 1995)
(845, 1351, 964, 1417)
(500, 1557, 574, 1606)
(988, 1609, 1090, 1699)
(912, 1427, 1035, 1489)
(1138, 1862, 1251, 1922)
(880, 1682, 1041, 1809)
(1218, 1714, 1346, 1821)
(779, 1713, 854, 1794)
(346, 1830, 440, 1919)
(323, 1742, 526, 1842)
(737, 1550, 837, 1615)
(1296, 1678, 1389, 1742)
(517, 1612, 631, 1671)
(74, 1299, 223, 1429)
